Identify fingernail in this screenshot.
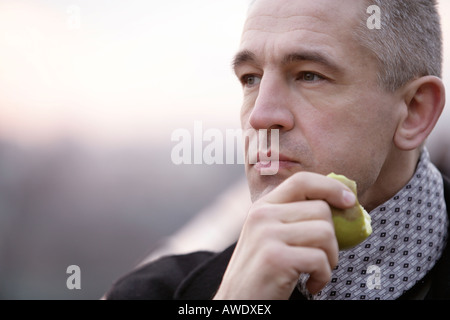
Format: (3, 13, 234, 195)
(342, 190, 356, 206)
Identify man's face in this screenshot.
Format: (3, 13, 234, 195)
(236, 0, 404, 203)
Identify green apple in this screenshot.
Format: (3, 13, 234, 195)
(327, 173, 372, 250)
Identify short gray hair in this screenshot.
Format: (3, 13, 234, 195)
(356, 0, 442, 92)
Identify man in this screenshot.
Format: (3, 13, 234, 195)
(106, 0, 449, 300)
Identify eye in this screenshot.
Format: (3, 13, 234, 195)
(241, 74, 262, 87)
(297, 72, 325, 82)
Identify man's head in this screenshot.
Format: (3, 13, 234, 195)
(235, 0, 446, 209)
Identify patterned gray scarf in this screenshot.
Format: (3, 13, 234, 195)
(298, 148, 448, 300)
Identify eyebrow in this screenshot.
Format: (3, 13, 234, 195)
(232, 50, 342, 75)
(232, 50, 257, 71)
(282, 52, 342, 74)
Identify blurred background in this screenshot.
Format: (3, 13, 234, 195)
(0, 0, 449, 300)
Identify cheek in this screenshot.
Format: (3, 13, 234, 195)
(326, 93, 397, 143)
(306, 97, 398, 173)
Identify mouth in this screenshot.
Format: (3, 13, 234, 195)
(253, 151, 301, 172)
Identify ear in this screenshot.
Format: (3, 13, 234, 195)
(394, 76, 446, 151)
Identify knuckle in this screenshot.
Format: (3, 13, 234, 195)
(321, 221, 336, 240)
(315, 200, 332, 217)
(313, 223, 339, 268)
(310, 220, 335, 243)
(305, 249, 328, 270)
(247, 204, 271, 224)
(246, 205, 282, 241)
(290, 171, 309, 187)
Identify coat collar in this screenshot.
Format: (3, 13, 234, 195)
(174, 243, 236, 300)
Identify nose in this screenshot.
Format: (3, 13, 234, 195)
(248, 72, 295, 131)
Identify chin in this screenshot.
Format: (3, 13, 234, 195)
(246, 170, 287, 202)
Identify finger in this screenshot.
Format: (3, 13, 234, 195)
(280, 220, 339, 268)
(264, 171, 356, 209)
(274, 200, 333, 224)
(284, 246, 333, 295)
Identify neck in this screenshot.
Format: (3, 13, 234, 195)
(360, 147, 421, 212)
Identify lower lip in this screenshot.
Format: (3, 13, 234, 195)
(253, 161, 300, 172)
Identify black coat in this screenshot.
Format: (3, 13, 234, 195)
(106, 176, 450, 300)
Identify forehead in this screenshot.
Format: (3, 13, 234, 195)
(247, 0, 364, 29)
(241, 0, 366, 62)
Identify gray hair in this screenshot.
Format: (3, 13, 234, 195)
(356, 0, 442, 92)
(248, 0, 443, 92)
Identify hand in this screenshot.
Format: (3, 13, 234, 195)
(213, 172, 357, 300)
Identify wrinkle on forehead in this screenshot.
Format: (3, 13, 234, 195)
(245, 0, 364, 34)
(243, 14, 329, 35)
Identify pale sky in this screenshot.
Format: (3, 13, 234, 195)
(0, 0, 449, 147)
